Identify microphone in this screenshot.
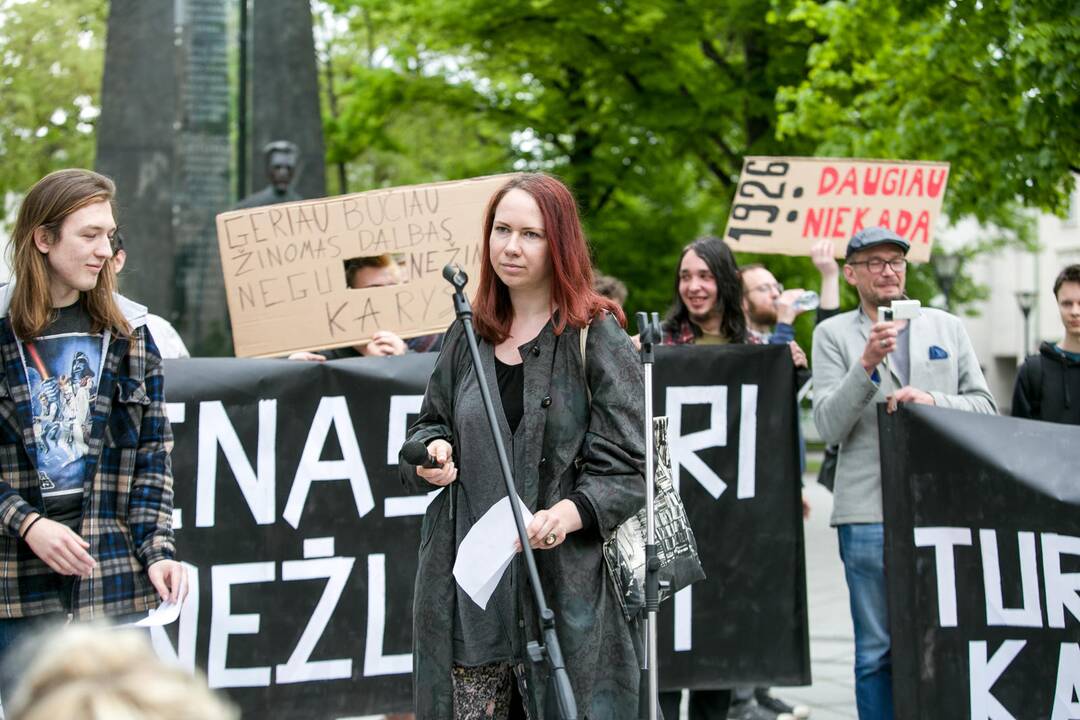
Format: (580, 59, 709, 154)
(401, 440, 444, 469)
(442, 263, 468, 289)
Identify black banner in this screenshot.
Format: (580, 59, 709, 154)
(881, 406, 1080, 720)
(157, 343, 809, 718)
(653, 345, 809, 690)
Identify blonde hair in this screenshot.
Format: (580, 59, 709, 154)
(5, 624, 237, 720)
(8, 169, 131, 340)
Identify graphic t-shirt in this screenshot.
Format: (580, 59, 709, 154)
(21, 303, 105, 531)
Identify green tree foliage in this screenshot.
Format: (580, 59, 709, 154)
(321, 0, 1079, 332)
(770, 0, 1080, 322)
(0, 0, 107, 225)
(318, 2, 517, 193)
(775, 0, 1079, 233)
(320, 0, 821, 316)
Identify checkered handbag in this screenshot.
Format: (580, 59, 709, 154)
(579, 327, 706, 621)
(601, 416, 706, 621)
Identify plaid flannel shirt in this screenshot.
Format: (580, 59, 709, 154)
(661, 320, 697, 346)
(0, 286, 175, 620)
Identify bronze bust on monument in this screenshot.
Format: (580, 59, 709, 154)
(234, 140, 305, 208)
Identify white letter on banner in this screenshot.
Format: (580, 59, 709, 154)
(913, 527, 972, 627)
(365, 553, 413, 676)
(738, 385, 758, 499)
(386, 395, 423, 464)
(1052, 643, 1080, 720)
(276, 556, 356, 684)
(673, 586, 693, 652)
(384, 395, 437, 517)
(166, 402, 186, 425)
(980, 530, 1043, 627)
(208, 562, 275, 688)
(196, 400, 277, 527)
(665, 386, 728, 498)
(167, 402, 186, 530)
(1044, 533, 1080, 629)
(151, 561, 200, 670)
(969, 640, 1024, 720)
(385, 489, 442, 518)
(284, 396, 374, 529)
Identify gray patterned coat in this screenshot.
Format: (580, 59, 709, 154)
(400, 313, 646, 719)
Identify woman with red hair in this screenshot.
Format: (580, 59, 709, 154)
(400, 174, 647, 719)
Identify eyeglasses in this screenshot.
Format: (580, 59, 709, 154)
(746, 282, 783, 295)
(847, 258, 907, 274)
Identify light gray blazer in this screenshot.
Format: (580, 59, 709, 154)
(812, 307, 997, 524)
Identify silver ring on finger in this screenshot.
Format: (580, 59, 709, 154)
(544, 532, 557, 546)
(879, 339, 888, 348)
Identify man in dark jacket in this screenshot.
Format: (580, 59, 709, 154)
(1012, 264, 1080, 424)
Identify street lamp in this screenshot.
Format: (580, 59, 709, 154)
(932, 251, 962, 311)
(1015, 290, 1038, 357)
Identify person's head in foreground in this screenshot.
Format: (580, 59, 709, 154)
(5, 624, 237, 720)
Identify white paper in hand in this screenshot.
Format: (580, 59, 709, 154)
(453, 495, 533, 610)
(134, 597, 183, 627)
(113, 576, 187, 628)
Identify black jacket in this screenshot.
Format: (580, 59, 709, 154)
(1012, 341, 1080, 425)
(400, 315, 646, 720)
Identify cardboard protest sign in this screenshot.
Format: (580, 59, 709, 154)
(722, 157, 949, 263)
(216, 174, 514, 357)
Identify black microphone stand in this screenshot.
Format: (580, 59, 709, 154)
(443, 264, 578, 720)
(636, 312, 664, 720)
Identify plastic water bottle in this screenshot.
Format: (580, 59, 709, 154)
(792, 290, 820, 312)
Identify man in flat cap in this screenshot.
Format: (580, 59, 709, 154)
(811, 227, 996, 720)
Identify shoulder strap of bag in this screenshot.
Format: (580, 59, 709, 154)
(580, 324, 591, 404)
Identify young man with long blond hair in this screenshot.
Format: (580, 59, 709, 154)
(0, 169, 185, 701)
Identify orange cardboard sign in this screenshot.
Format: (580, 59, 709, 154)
(722, 157, 950, 263)
(215, 174, 514, 357)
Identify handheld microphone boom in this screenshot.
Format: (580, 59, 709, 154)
(401, 440, 443, 469)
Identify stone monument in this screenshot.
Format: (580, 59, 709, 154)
(95, 0, 326, 355)
(249, 0, 326, 201)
